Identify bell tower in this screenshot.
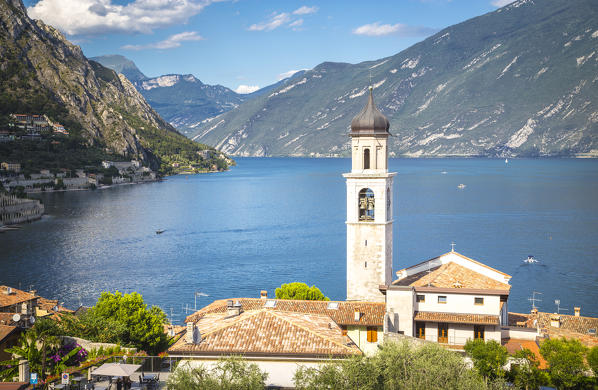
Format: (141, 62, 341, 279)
(343, 87, 395, 302)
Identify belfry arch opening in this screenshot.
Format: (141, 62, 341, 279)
(359, 188, 375, 221)
(363, 148, 370, 169)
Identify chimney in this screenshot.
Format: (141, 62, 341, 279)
(185, 322, 200, 344)
(550, 314, 561, 328)
(354, 310, 361, 322)
(227, 300, 242, 317)
(574, 307, 580, 317)
(4, 287, 12, 295)
(531, 307, 538, 315)
(260, 290, 268, 299)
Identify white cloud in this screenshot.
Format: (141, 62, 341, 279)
(277, 69, 306, 80)
(248, 12, 291, 31)
(353, 22, 437, 37)
(235, 85, 260, 94)
(27, 0, 211, 36)
(122, 31, 203, 50)
(289, 19, 303, 28)
(292, 6, 318, 15)
(491, 0, 516, 6)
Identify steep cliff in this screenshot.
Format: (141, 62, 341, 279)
(0, 0, 230, 172)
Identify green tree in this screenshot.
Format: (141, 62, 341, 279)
(0, 318, 61, 382)
(540, 338, 588, 389)
(167, 356, 268, 390)
(508, 348, 547, 390)
(588, 345, 598, 378)
(275, 283, 329, 301)
(464, 339, 508, 380)
(92, 291, 169, 354)
(294, 341, 505, 390)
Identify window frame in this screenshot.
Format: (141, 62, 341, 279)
(416, 294, 425, 303)
(438, 295, 447, 304)
(366, 326, 378, 343)
(474, 297, 484, 306)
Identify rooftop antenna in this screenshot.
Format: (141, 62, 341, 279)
(555, 299, 568, 314)
(528, 291, 542, 310)
(450, 242, 456, 252)
(369, 70, 372, 88)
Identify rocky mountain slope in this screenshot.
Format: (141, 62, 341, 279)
(191, 0, 598, 157)
(92, 55, 307, 136)
(0, 0, 230, 173)
(92, 55, 246, 134)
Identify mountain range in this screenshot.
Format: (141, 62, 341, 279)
(91, 55, 304, 135)
(189, 0, 598, 158)
(0, 0, 230, 174)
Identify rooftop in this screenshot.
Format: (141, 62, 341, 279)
(186, 298, 385, 327)
(393, 251, 511, 291)
(0, 286, 37, 308)
(0, 325, 18, 344)
(414, 311, 499, 325)
(508, 311, 598, 347)
(170, 309, 361, 358)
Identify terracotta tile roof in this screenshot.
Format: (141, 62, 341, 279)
(393, 262, 511, 291)
(185, 298, 385, 327)
(396, 251, 511, 278)
(0, 286, 37, 308)
(503, 339, 547, 369)
(0, 325, 18, 343)
(414, 311, 499, 325)
(170, 309, 361, 357)
(0, 313, 17, 326)
(508, 311, 598, 347)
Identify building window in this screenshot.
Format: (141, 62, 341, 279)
(416, 322, 426, 339)
(438, 296, 447, 304)
(341, 327, 348, 337)
(438, 323, 449, 344)
(474, 325, 485, 340)
(367, 327, 378, 343)
(416, 294, 425, 303)
(358, 188, 375, 221)
(363, 148, 370, 169)
(475, 297, 484, 305)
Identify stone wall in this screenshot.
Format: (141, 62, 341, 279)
(0, 194, 44, 225)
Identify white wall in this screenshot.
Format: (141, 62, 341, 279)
(415, 293, 501, 315)
(386, 288, 414, 337)
(347, 326, 382, 356)
(176, 358, 326, 389)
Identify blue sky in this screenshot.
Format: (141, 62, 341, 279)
(24, 0, 515, 93)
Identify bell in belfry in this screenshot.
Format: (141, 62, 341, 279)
(359, 198, 367, 210)
(367, 198, 375, 210)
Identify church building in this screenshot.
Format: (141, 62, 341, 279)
(344, 87, 512, 346)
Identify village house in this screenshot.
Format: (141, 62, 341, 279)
(168, 293, 385, 387)
(0, 163, 21, 173)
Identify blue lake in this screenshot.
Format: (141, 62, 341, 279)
(1, 158, 597, 322)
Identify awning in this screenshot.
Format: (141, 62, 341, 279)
(91, 363, 142, 377)
(414, 311, 499, 325)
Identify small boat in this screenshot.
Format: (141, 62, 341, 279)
(523, 255, 538, 264)
(156, 229, 165, 234)
(457, 184, 466, 189)
(505, 158, 509, 164)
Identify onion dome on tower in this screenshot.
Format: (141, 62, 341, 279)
(350, 87, 390, 136)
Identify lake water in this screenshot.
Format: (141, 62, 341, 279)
(1, 158, 597, 322)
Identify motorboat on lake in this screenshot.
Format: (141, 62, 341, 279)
(457, 184, 466, 189)
(523, 255, 538, 264)
(156, 229, 165, 234)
